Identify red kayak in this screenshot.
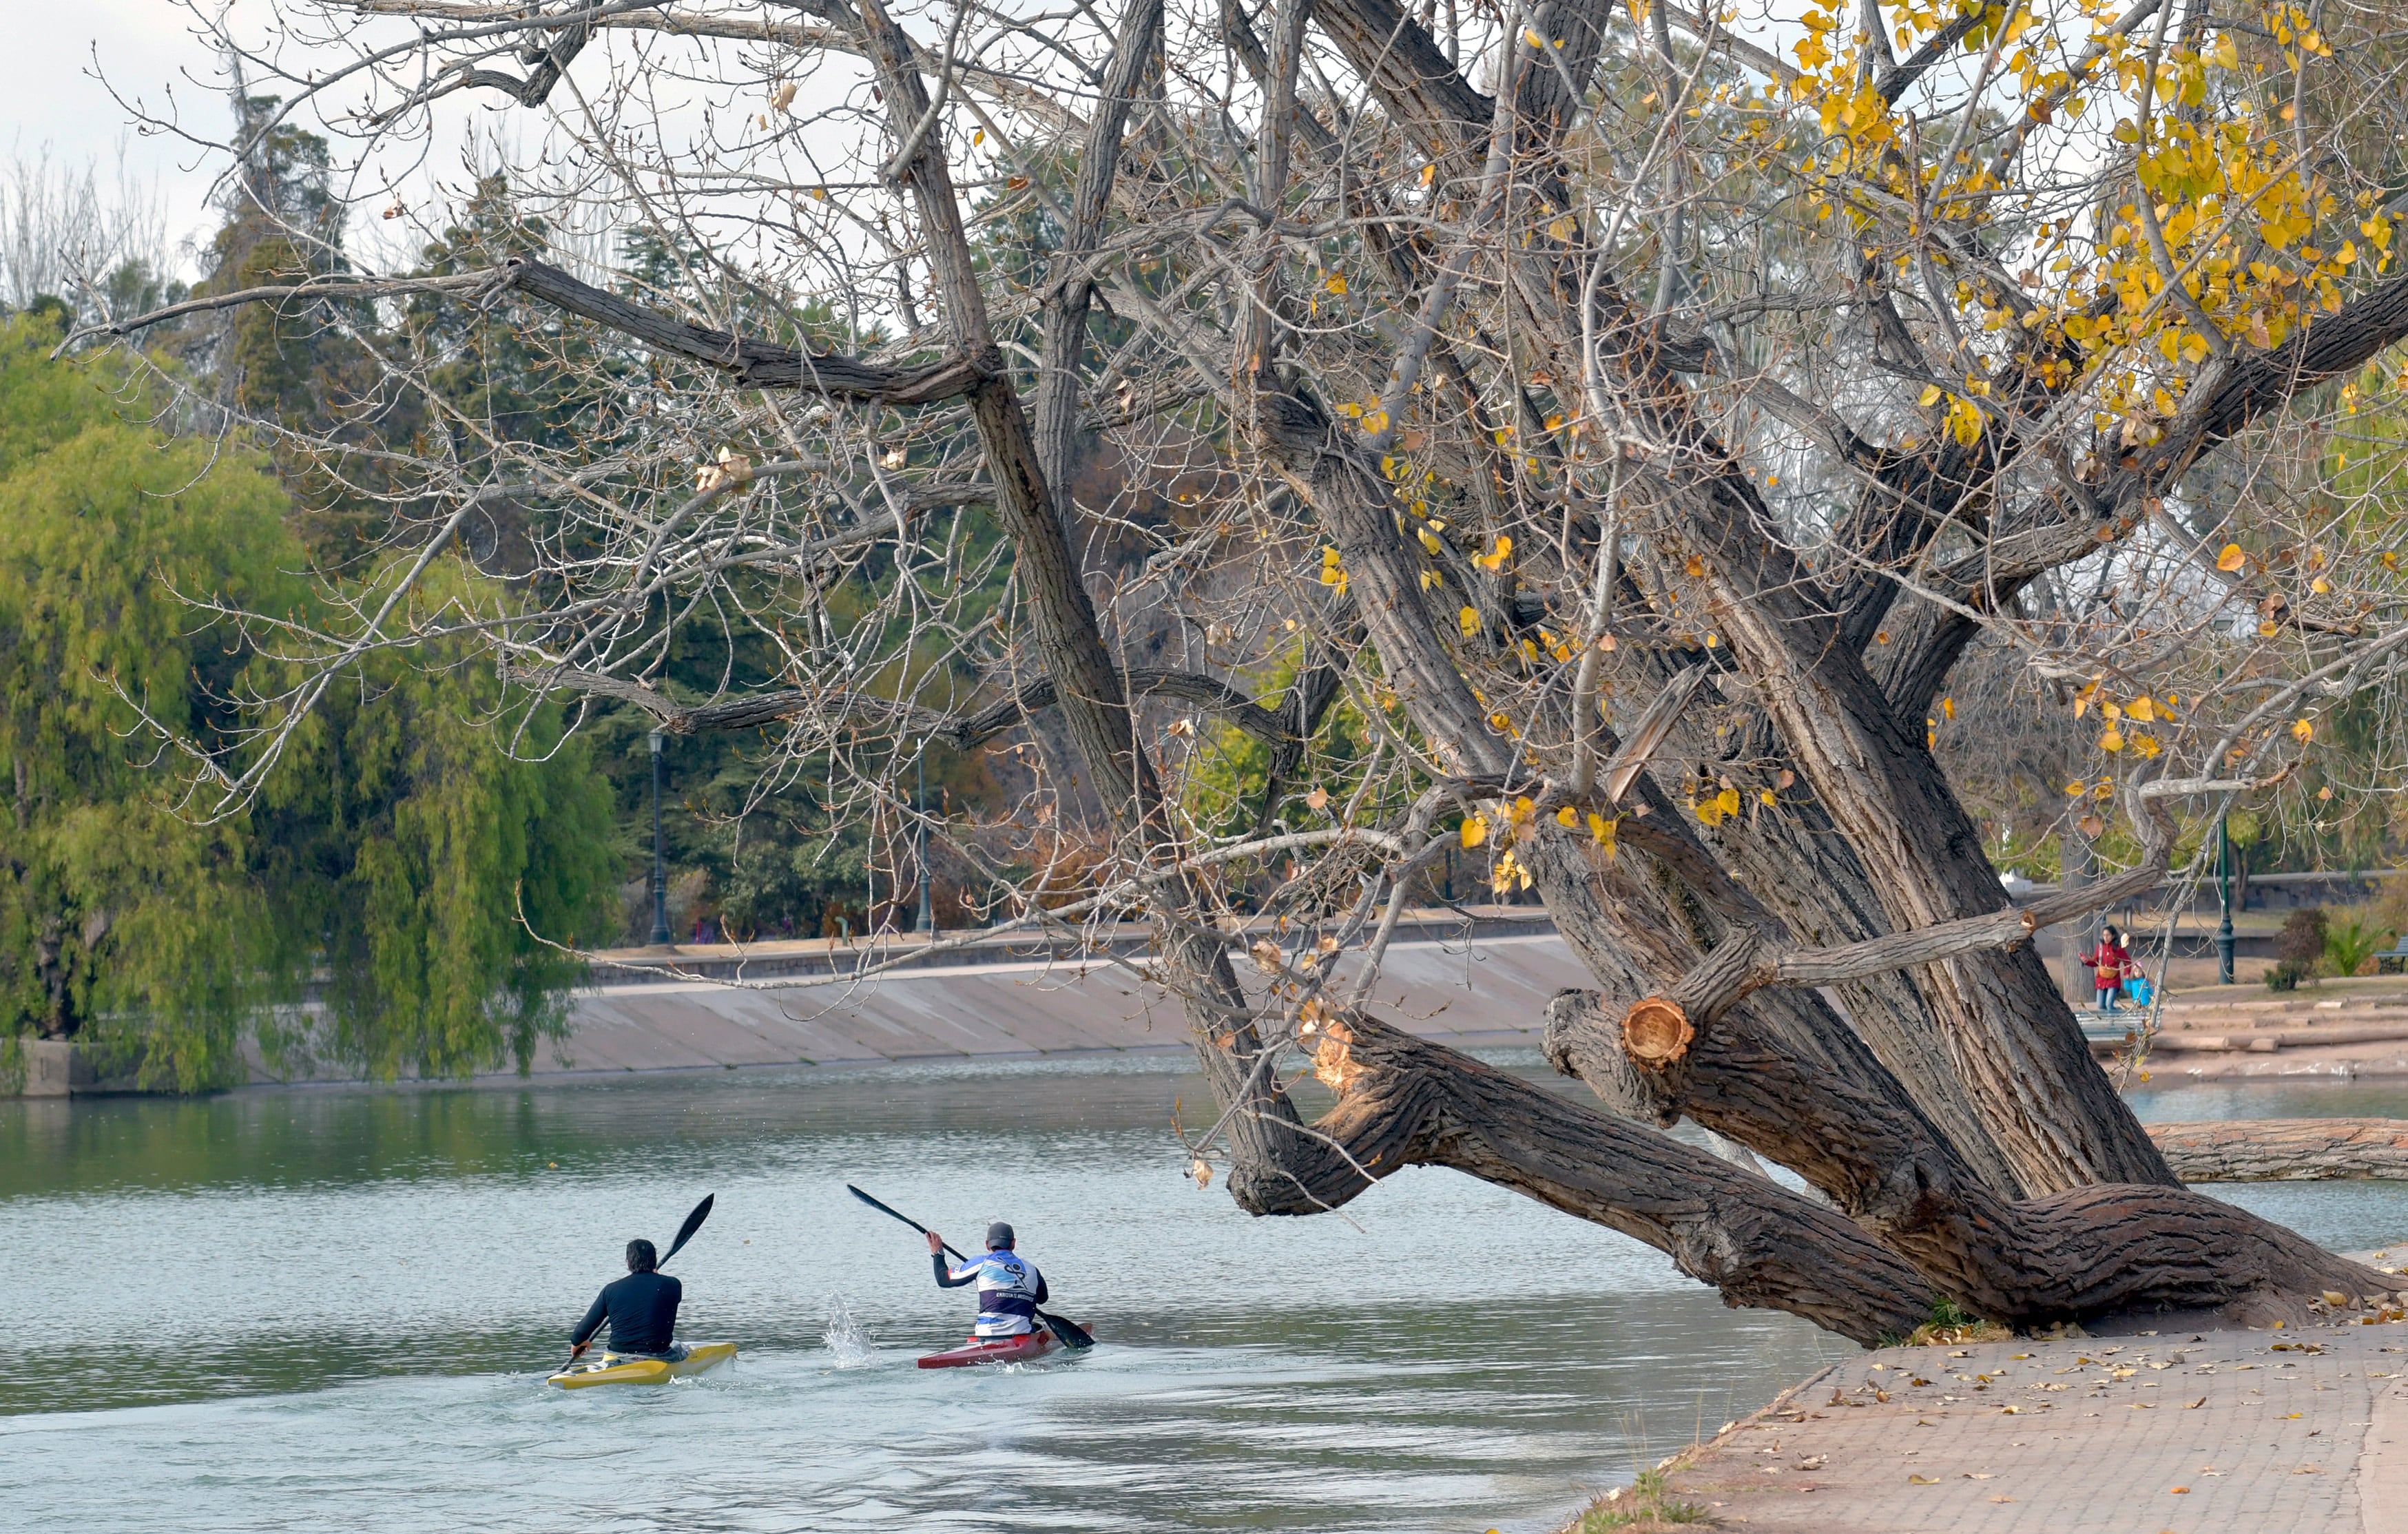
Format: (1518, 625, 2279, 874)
(915, 1328, 1083, 1369)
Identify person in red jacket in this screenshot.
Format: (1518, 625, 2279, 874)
(2082, 924, 2132, 1012)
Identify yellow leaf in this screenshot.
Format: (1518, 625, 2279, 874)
(2217, 543, 2247, 572)
(1759, 788, 1777, 807)
(1459, 605, 1481, 638)
(2312, 577, 2331, 594)
(1325, 273, 1348, 295)
(972, 127, 984, 145)
(2293, 718, 2314, 743)
(1588, 812, 1616, 845)
(1716, 786, 1741, 818)
(1949, 394, 1984, 446)
(1918, 384, 1944, 407)
(1941, 696, 1955, 721)
(2067, 780, 2086, 796)
(1685, 554, 1705, 577)
(1419, 163, 1436, 187)
(2100, 727, 2125, 752)
(1461, 815, 1489, 849)
(1556, 806, 1579, 827)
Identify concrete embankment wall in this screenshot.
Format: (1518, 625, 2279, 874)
(9, 913, 1590, 1092)
(537, 927, 1587, 1077)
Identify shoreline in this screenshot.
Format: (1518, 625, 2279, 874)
(1617, 1309, 2408, 1533)
(1573, 1243, 2408, 1531)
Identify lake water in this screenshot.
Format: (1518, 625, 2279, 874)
(7, 1054, 2408, 1534)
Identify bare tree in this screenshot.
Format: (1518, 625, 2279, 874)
(72, 0, 2408, 1340)
(1, 144, 173, 317)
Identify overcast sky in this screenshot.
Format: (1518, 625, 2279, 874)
(14, 2, 233, 269)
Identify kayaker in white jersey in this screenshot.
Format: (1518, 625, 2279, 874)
(927, 1222, 1047, 1336)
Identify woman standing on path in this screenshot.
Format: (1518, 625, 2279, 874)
(2082, 925, 2134, 1013)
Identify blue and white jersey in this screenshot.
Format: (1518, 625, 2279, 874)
(946, 1250, 1046, 1337)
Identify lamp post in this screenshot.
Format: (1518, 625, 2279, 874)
(647, 729, 672, 947)
(915, 742, 934, 936)
(2216, 811, 2236, 984)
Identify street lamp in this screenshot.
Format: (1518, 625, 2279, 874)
(2216, 811, 2236, 984)
(647, 729, 672, 947)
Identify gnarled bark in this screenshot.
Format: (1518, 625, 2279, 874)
(1544, 990, 2386, 1326)
(1240, 1010, 1932, 1345)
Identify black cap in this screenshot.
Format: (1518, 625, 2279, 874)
(985, 1221, 1015, 1250)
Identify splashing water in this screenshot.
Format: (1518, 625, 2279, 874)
(822, 1295, 878, 1367)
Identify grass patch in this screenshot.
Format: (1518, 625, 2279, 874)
(1566, 1469, 1712, 1531)
(1890, 1297, 2015, 1348)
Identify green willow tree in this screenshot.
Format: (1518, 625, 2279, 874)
(0, 315, 617, 1088)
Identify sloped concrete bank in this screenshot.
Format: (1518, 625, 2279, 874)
(4, 911, 1584, 1093)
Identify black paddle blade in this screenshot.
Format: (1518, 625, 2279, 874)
(659, 1193, 715, 1268)
(1037, 1310, 1095, 1351)
(847, 1183, 967, 1261)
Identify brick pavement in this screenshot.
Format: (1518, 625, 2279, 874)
(1661, 1318, 2408, 1531)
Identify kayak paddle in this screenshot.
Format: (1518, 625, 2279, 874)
(659, 1193, 715, 1269)
(562, 1192, 716, 1371)
(844, 1183, 1095, 1350)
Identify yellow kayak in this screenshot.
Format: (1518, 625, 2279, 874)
(548, 1341, 738, 1389)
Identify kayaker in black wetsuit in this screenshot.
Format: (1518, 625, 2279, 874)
(569, 1238, 683, 1360)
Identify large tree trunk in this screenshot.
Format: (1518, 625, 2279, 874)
(1237, 1010, 1935, 1346)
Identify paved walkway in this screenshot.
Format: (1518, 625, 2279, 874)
(1663, 1314, 2408, 1531)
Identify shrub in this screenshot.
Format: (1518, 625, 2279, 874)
(2327, 910, 2389, 980)
(2278, 907, 2329, 968)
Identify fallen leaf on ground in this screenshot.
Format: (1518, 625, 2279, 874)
(1965, 1473, 1994, 1480)
(1909, 1475, 1939, 1485)
(2171, 1486, 2190, 1494)
(2186, 1398, 2207, 1409)
(1989, 1494, 2014, 1503)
